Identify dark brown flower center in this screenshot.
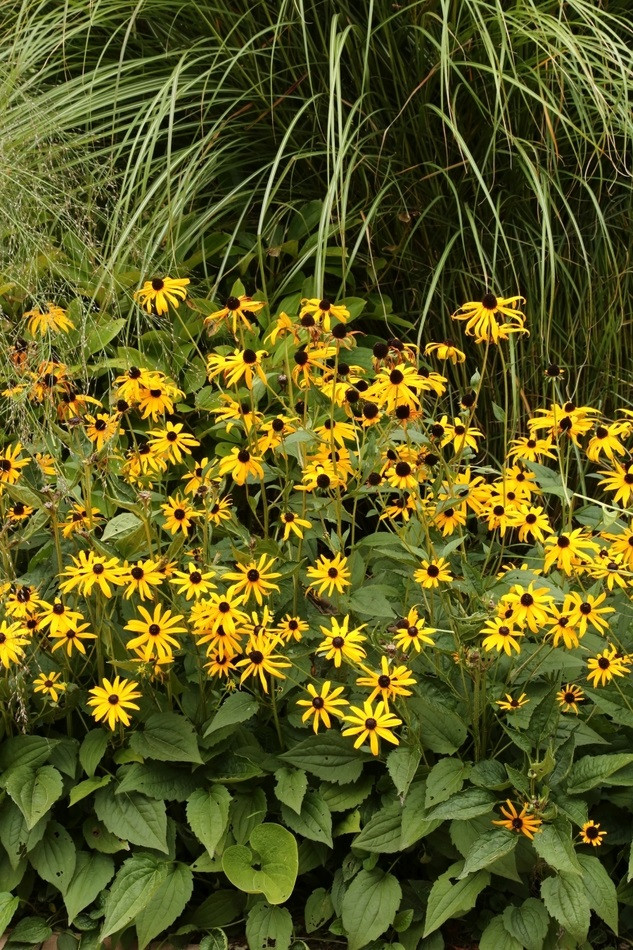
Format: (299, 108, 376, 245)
(482, 293, 497, 309)
(378, 675, 391, 688)
(312, 696, 325, 709)
(247, 569, 260, 582)
(151, 278, 164, 291)
(225, 296, 241, 310)
(520, 593, 534, 607)
(332, 636, 344, 648)
(365, 718, 377, 730)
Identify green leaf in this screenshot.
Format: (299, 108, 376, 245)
(540, 873, 591, 944)
(85, 318, 126, 355)
(189, 890, 247, 929)
(64, 851, 115, 923)
(130, 712, 203, 764)
(459, 829, 517, 877)
(410, 698, 467, 754)
(82, 817, 129, 854)
(274, 767, 307, 815)
(352, 802, 402, 854)
(116, 761, 199, 801)
(479, 916, 522, 950)
(341, 869, 401, 950)
(222, 824, 298, 905)
(200, 929, 229, 950)
(532, 817, 582, 875)
(349, 586, 396, 618)
(426, 787, 496, 821)
(305, 887, 334, 933)
(280, 733, 367, 784)
(502, 899, 550, 950)
(0, 894, 20, 935)
(577, 853, 618, 935)
(135, 862, 194, 949)
(401, 782, 440, 849)
(0, 736, 58, 773)
(566, 753, 633, 794)
(387, 747, 421, 798)
(204, 691, 259, 737)
(470, 759, 508, 790)
(6, 916, 52, 945)
(245, 902, 293, 950)
(231, 788, 267, 845)
(423, 865, 490, 937)
(425, 759, 469, 808)
(29, 821, 76, 895)
(187, 787, 231, 858)
(101, 512, 142, 541)
(0, 800, 46, 869)
(321, 776, 374, 812)
(100, 854, 170, 940)
(281, 793, 332, 847)
(69, 775, 112, 806)
(94, 788, 168, 853)
(5, 765, 63, 829)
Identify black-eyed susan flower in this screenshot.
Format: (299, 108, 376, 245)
(414, 557, 453, 589)
(125, 604, 186, 660)
(557, 683, 584, 713)
(204, 651, 237, 679)
(113, 365, 154, 403)
(543, 529, 600, 575)
(60, 504, 104, 538)
(506, 435, 557, 464)
(203, 294, 266, 335)
(218, 446, 265, 486)
(137, 377, 184, 421)
(207, 348, 268, 390)
(586, 421, 629, 462)
(365, 365, 428, 413)
(169, 563, 217, 600)
(265, 311, 301, 345)
(34, 452, 57, 477)
(297, 681, 348, 733)
(121, 559, 165, 601)
(256, 415, 298, 454)
(39, 601, 85, 636)
(492, 800, 542, 839)
(182, 458, 221, 495)
(134, 276, 190, 315)
(378, 494, 418, 522)
(586, 646, 630, 687)
(148, 422, 200, 465)
(579, 821, 606, 846)
(588, 553, 631, 590)
(515, 505, 553, 544)
(299, 297, 350, 332)
(545, 605, 581, 649)
(529, 402, 599, 446)
(87, 676, 142, 730)
(224, 555, 281, 605)
(235, 632, 290, 692)
(276, 615, 309, 643)
(342, 700, 402, 756)
(424, 340, 466, 364)
(316, 616, 367, 667)
(598, 461, 633, 507)
(4, 584, 45, 618)
(567, 592, 614, 636)
(161, 496, 197, 535)
(207, 497, 233, 525)
(59, 551, 125, 598)
(501, 583, 554, 633)
(496, 693, 529, 712)
(356, 655, 417, 706)
(602, 523, 633, 569)
(7, 501, 33, 523)
(0, 443, 30, 486)
(481, 617, 524, 655)
(190, 591, 248, 640)
(294, 460, 346, 493)
(84, 413, 123, 451)
(280, 512, 312, 541)
(432, 502, 467, 536)
(0, 620, 29, 668)
(451, 294, 526, 344)
(306, 552, 351, 597)
(49, 622, 97, 657)
(33, 671, 67, 702)
(392, 608, 436, 653)
(24, 303, 74, 336)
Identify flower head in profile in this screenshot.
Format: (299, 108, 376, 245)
(24, 303, 74, 337)
(204, 294, 266, 335)
(342, 699, 402, 756)
(451, 293, 526, 344)
(134, 276, 190, 315)
(496, 693, 529, 712)
(492, 800, 542, 839)
(297, 681, 348, 733)
(87, 676, 142, 729)
(424, 340, 466, 364)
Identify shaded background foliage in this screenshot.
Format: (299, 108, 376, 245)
(1, 0, 633, 408)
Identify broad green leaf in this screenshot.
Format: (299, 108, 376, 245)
(231, 788, 267, 845)
(85, 317, 126, 355)
(423, 865, 490, 937)
(48, 738, 79, 778)
(135, 862, 194, 949)
(69, 775, 112, 806)
(479, 916, 522, 950)
(82, 817, 129, 854)
(245, 902, 293, 950)
(305, 887, 334, 933)
(5, 765, 63, 829)
(281, 793, 332, 847)
(94, 788, 168, 853)
(532, 818, 582, 875)
(401, 782, 440, 849)
(189, 890, 247, 929)
(502, 898, 550, 950)
(320, 776, 374, 812)
(387, 747, 421, 798)
(352, 802, 402, 854)
(349, 585, 396, 618)
(425, 759, 470, 808)
(459, 829, 517, 877)
(100, 854, 170, 939)
(280, 733, 367, 784)
(200, 929, 229, 950)
(116, 761, 199, 801)
(222, 824, 298, 905)
(274, 767, 307, 815)
(101, 512, 142, 540)
(187, 787, 231, 858)
(566, 753, 633, 794)
(6, 916, 52, 944)
(0, 894, 19, 935)
(29, 821, 76, 895)
(470, 759, 508, 790)
(64, 851, 115, 922)
(341, 869, 401, 950)
(578, 853, 618, 935)
(0, 800, 46, 869)
(204, 691, 259, 737)
(541, 873, 590, 943)
(0, 736, 58, 773)
(130, 712, 203, 764)
(410, 698, 467, 754)
(426, 787, 495, 821)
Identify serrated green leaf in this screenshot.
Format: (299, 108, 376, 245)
(199, 929, 229, 950)
(94, 788, 168, 853)
(410, 698, 467, 754)
(116, 761, 199, 801)
(204, 692, 259, 737)
(187, 787, 231, 858)
(352, 802, 402, 854)
(320, 776, 374, 812)
(426, 787, 495, 821)
(64, 851, 115, 922)
(280, 733, 367, 784)
(0, 736, 59, 773)
(387, 747, 421, 798)
(245, 902, 293, 950)
(459, 829, 517, 877)
(231, 788, 267, 845)
(130, 712, 202, 764)
(578, 853, 618, 935)
(341, 869, 401, 950)
(29, 821, 76, 895)
(5, 765, 63, 829)
(135, 862, 194, 949)
(541, 873, 590, 943)
(502, 898, 550, 950)
(0, 893, 20, 935)
(222, 824, 298, 905)
(425, 759, 469, 808)
(274, 768, 307, 815)
(423, 865, 490, 937)
(566, 753, 633, 794)
(479, 916, 522, 950)
(305, 887, 334, 933)
(532, 817, 582, 875)
(100, 854, 170, 939)
(281, 793, 332, 847)
(6, 916, 52, 944)
(70, 775, 112, 806)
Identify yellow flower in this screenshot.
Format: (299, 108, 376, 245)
(235, 633, 290, 692)
(60, 504, 104, 538)
(137, 378, 184, 420)
(451, 293, 526, 344)
(496, 693, 529, 712)
(39, 601, 85, 636)
(414, 557, 453, 589)
(49, 622, 97, 656)
(299, 297, 350, 332)
(203, 294, 266, 335)
(204, 651, 237, 679)
(567, 592, 614, 636)
(0, 443, 30, 486)
(0, 620, 29, 668)
(598, 460, 633, 507)
(424, 340, 466, 364)
(189, 591, 248, 645)
(557, 683, 584, 713)
(148, 421, 200, 465)
(280, 512, 312, 541)
(481, 617, 524, 655)
(586, 646, 630, 687)
(356, 655, 416, 706)
(84, 413, 123, 451)
(134, 276, 190, 315)
(59, 551, 125, 598)
(342, 699, 402, 756)
(121, 559, 165, 601)
(24, 303, 74, 336)
(218, 446, 265, 486)
(579, 821, 606, 847)
(545, 605, 580, 649)
(316, 616, 367, 667)
(586, 421, 629, 462)
(500, 583, 554, 633)
(392, 608, 436, 653)
(543, 529, 600, 575)
(125, 604, 187, 660)
(207, 348, 268, 390)
(275, 615, 309, 643)
(170, 563, 217, 600)
(33, 671, 66, 703)
(207, 497, 234, 525)
(224, 555, 281, 605)
(161, 496, 197, 535)
(306, 552, 351, 597)
(7, 501, 33, 523)
(87, 676, 142, 730)
(492, 800, 542, 839)
(506, 436, 557, 464)
(297, 681, 348, 733)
